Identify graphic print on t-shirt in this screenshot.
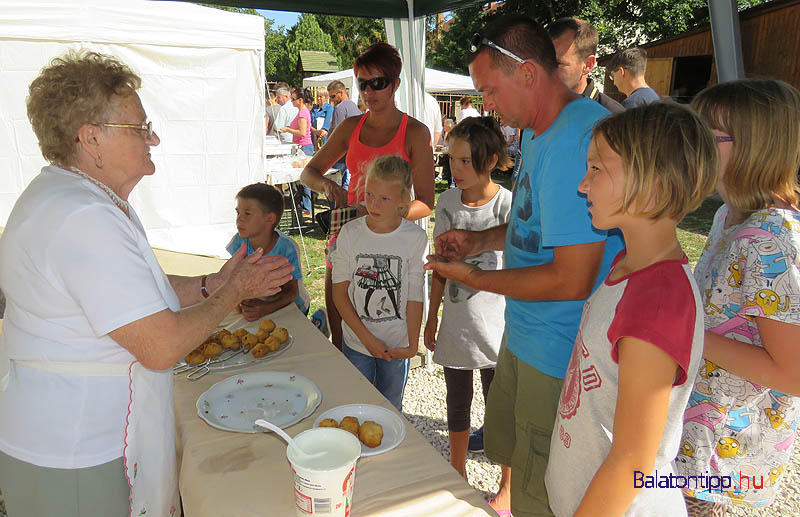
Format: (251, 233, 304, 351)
(508, 172, 540, 252)
(354, 253, 403, 321)
(438, 206, 502, 303)
(448, 251, 498, 303)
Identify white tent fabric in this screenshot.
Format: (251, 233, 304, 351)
(0, 0, 266, 257)
(385, 14, 426, 122)
(423, 68, 479, 94)
(302, 68, 477, 95)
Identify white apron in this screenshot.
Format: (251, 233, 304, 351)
(0, 357, 180, 516)
(0, 208, 183, 517)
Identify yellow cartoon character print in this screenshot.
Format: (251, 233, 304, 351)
(716, 437, 747, 458)
(679, 440, 695, 457)
(728, 260, 742, 288)
(727, 491, 752, 507)
(764, 408, 791, 430)
(747, 289, 788, 317)
(700, 360, 721, 379)
(769, 465, 784, 486)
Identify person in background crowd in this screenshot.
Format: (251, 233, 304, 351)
(439, 118, 455, 147)
(458, 95, 481, 122)
(279, 87, 315, 216)
(547, 17, 624, 113)
(327, 80, 362, 191)
(423, 92, 443, 149)
(357, 98, 367, 112)
(500, 117, 519, 157)
(265, 87, 280, 138)
(608, 48, 661, 108)
(310, 89, 334, 150)
(273, 84, 298, 144)
(438, 118, 456, 184)
(425, 16, 623, 516)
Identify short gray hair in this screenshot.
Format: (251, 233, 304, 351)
(276, 87, 290, 96)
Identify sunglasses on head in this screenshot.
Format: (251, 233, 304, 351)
(469, 33, 526, 64)
(358, 76, 393, 92)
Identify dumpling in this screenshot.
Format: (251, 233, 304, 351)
(358, 420, 383, 448)
(338, 416, 360, 436)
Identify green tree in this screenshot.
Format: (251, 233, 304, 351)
(426, 0, 772, 74)
(316, 15, 386, 69)
(264, 18, 289, 80)
(281, 14, 337, 84)
(205, 5, 289, 81)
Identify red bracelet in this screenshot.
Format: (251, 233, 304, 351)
(201, 275, 210, 298)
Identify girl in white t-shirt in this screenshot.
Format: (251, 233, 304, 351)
(330, 155, 428, 410)
(425, 116, 512, 480)
(544, 102, 718, 516)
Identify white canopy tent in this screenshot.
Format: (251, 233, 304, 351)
(302, 67, 478, 96)
(0, 0, 266, 257)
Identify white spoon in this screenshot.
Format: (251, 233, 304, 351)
(254, 419, 326, 460)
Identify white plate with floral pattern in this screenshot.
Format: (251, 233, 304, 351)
(196, 371, 321, 433)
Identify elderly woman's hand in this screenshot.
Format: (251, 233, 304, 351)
(207, 243, 247, 290)
(230, 251, 294, 300)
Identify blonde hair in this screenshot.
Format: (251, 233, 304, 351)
(692, 79, 800, 218)
(593, 101, 718, 220)
(26, 50, 141, 166)
(364, 155, 412, 216)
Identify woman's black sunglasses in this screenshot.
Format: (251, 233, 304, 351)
(358, 76, 393, 92)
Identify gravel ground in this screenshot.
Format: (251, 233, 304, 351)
(401, 363, 800, 517)
(0, 365, 797, 517)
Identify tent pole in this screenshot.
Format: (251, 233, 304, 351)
(709, 0, 745, 82)
(406, 0, 434, 371)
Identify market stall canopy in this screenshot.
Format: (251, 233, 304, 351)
(302, 68, 477, 95)
(197, 0, 483, 19)
(0, 0, 267, 257)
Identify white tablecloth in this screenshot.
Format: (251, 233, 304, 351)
(174, 304, 494, 516)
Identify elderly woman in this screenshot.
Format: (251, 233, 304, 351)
(0, 51, 293, 516)
(300, 42, 435, 352)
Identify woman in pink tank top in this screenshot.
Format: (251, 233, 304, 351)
(298, 42, 435, 350)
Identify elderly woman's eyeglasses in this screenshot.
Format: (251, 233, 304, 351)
(469, 33, 526, 64)
(358, 77, 392, 92)
(97, 121, 154, 139)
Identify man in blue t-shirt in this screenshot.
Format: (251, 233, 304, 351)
(227, 184, 309, 318)
(608, 47, 661, 108)
(425, 15, 623, 517)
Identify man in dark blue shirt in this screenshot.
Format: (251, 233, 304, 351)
(608, 47, 661, 108)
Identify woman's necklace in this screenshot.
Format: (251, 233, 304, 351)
(68, 166, 130, 217)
